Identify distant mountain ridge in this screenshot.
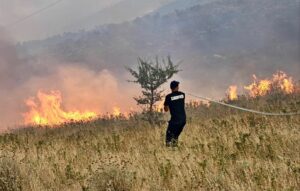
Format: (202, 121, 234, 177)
(18, 0, 300, 94)
(151, 0, 221, 16)
(66, 0, 175, 32)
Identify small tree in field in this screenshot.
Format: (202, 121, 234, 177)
(127, 56, 179, 123)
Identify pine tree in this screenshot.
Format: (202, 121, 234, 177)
(127, 56, 179, 123)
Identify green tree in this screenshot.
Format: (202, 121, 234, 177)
(127, 56, 179, 123)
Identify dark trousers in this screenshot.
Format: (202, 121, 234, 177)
(166, 121, 186, 146)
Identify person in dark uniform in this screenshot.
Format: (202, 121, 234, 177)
(164, 80, 186, 147)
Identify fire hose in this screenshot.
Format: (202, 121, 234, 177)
(186, 92, 300, 116)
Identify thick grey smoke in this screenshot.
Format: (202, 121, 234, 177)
(0, 28, 22, 88)
(0, 28, 25, 128)
(1, 0, 299, 130)
(0, 28, 139, 130)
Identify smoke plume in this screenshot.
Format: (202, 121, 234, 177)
(0, 28, 138, 130)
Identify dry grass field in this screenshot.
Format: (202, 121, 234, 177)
(0, 93, 299, 191)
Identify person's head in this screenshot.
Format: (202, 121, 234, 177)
(170, 81, 180, 92)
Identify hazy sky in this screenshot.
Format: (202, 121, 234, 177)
(0, 0, 173, 42)
(0, 0, 122, 41)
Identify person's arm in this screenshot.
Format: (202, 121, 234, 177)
(164, 95, 170, 112)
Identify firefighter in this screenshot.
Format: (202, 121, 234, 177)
(164, 80, 186, 147)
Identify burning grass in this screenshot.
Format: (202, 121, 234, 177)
(23, 90, 134, 127)
(22, 71, 298, 127)
(0, 91, 299, 190)
(23, 90, 98, 126)
(227, 71, 297, 101)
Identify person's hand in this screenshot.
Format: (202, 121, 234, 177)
(164, 106, 169, 112)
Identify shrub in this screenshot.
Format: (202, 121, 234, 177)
(0, 158, 24, 191)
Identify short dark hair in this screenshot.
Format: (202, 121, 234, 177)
(170, 81, 180, 90)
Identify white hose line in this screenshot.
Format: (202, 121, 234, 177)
(186, 93, 300, 116)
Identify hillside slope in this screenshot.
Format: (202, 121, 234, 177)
(18, 0, 300, 92)
(0, 94, 299, 190)
(151, 0, 221, 16)
(66, 0, 175, 31)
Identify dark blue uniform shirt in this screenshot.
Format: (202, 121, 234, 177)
(164, 91, 186, 124)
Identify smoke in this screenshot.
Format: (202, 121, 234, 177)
(0, 28, 22, 88)
(22, 65, 138, 114)
(0, 28, 139, 130)
(0, 28, 24, 129)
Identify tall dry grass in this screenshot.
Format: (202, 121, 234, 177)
(0, 93, 299, 190)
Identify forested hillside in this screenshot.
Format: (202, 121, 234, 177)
(18, 0, 300, 92)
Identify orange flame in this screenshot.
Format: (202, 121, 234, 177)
(272, 71, 294, 94)
(112, 107, 121, 117)
(23, 90, 98, 126)
(155, 101, 165, 112)
(227, 71, 296, 98)
(227, 85, 238, 100)
(109, 107, 131, 119)
(244, 75, 272, 97)
(244, 71, 295, 97)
